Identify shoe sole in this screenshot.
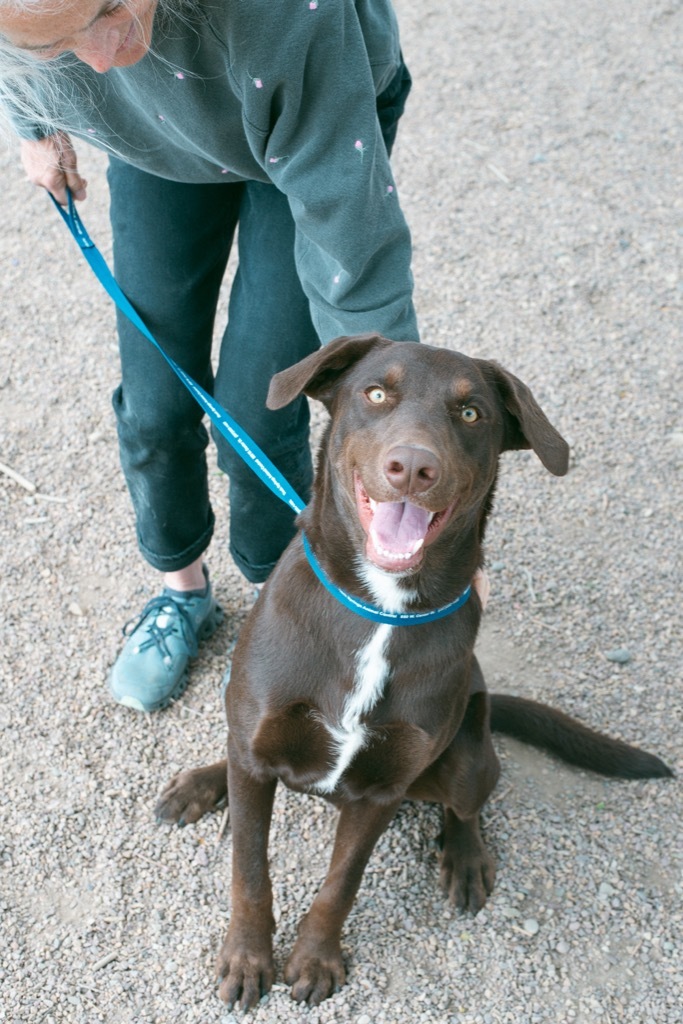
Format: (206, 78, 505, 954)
(112, 602, 225, 712)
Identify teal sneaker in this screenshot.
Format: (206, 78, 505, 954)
(109, 568, 223, 712)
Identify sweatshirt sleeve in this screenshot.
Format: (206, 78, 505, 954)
(234, 0, 418, 344)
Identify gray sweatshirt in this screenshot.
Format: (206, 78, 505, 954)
(12, 0, 418, 343)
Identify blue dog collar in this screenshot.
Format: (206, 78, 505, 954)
(302, 534, 471, 626)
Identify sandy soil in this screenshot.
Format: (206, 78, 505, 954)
(1, 2, 681, 1022)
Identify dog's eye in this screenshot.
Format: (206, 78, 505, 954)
(461, 406, 479, 423)
(365, 386, 387, 405)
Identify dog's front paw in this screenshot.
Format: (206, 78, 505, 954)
(216, 933, 274, 1011)
(155, 762, 228, 827)
(284, 941, 346, 1006)
(439, 840, 496, 914)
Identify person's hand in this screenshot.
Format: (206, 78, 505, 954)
(473, 568, 491, 611)
(20, 131, 88, 205)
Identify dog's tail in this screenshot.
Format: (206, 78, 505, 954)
(489, 694, 673, 779)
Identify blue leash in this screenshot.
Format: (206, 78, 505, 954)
(50, 190, 470, 626)
(49, 190, 305, 517)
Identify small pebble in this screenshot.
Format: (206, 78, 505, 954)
(193, 845, 209, 867)
(605, 648, 631, 664)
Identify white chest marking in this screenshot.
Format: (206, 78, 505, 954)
(357, 560, 417, 613)
(314, 566, 418, 794)
(314, 624, 393, 794)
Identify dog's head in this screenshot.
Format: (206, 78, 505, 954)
(268, 334, 569, 575)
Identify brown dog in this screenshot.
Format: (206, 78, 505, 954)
(156, 335, 671, 1010)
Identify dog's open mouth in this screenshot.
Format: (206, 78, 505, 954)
(354, 474, 457, 573)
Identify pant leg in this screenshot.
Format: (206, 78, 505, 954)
(213, 182, 320, 582)
(212, 61, 412, 582)
(107, 158, 241, 572)
(377, 55, 413, 156)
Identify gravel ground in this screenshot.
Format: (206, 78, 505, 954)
(1, 1, 681, 1022)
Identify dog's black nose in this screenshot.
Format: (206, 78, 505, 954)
(383, 445, 441, 495)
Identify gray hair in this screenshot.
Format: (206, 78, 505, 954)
(0, 0, 197, 141)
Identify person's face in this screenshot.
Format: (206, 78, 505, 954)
(0, 0, 159, 73)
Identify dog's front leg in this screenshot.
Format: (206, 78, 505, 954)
(216, 737, 277, 1012)
(285, 795, 402, 1005)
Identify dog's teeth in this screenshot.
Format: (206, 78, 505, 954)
(369, 498, 377, 512)
(374, 538, 424, 561)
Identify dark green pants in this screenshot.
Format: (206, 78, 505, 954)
(108, 59, 411, 582)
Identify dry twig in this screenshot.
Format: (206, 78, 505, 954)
(0, 458, 36, 493)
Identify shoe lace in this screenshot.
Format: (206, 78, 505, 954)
(122, 594, 200, 662)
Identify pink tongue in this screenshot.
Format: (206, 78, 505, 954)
(371, 501, 431, 553)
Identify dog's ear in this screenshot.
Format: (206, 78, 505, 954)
(267, 333, 391, 409)
(477, 360, 570, 476)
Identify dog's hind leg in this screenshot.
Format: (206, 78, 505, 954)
(408, 669, 501, 913)
(284, 795, 403, 1005)
(436, 807, 496, 913)
(155, 759, 228, 826)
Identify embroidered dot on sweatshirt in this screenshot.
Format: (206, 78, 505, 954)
(354, 139, 365, 160)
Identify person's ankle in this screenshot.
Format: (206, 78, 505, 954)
(164, 558, 206, 593)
